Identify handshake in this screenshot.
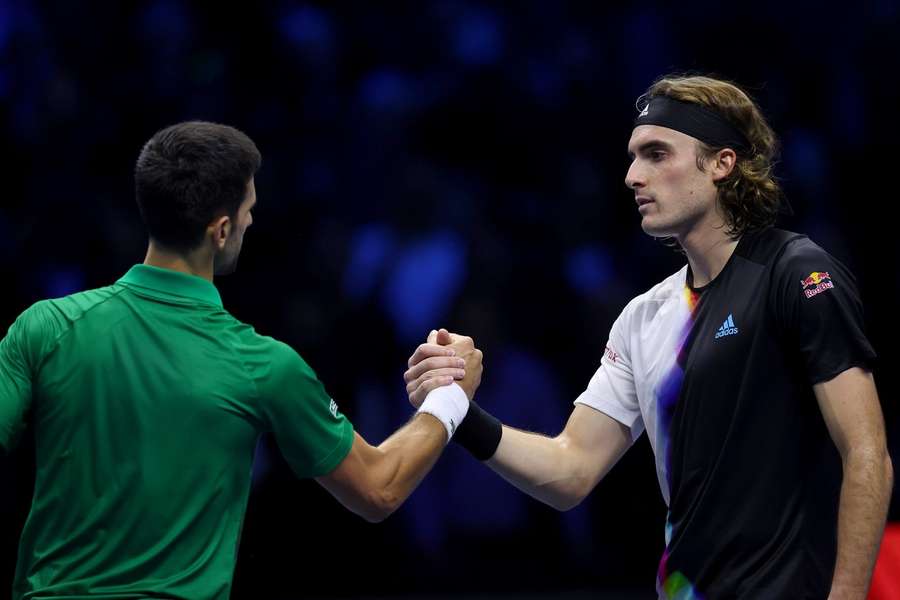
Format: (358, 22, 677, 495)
(403, 328, 484, 408)
(402, 327, 500, 458)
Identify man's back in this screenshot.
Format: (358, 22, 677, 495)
(1, 265, 353, 599)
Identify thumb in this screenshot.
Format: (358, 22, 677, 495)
(436, 328, 452, 346)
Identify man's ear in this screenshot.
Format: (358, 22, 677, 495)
(711, 148, 737, 182)
(208, 215, 231, 250)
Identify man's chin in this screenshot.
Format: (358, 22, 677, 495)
(640, 218, 674, 238)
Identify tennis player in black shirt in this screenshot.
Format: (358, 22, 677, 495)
(405, 75, 893, 599)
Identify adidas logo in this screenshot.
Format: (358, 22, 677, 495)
(714, 313, 739, 339)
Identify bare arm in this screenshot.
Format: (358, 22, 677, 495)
(486, 404, 633, 511)
(316, 413, 447, 523)
(405, 329, 633, 511)
(815, 367, 894, 600)
(318, 333, 484, 522)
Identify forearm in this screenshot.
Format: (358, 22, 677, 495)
(363, 414, 447, 518)
(376, 413, 447, 500)
(829, 448, 894, 599)
(487, 425, 588, 511)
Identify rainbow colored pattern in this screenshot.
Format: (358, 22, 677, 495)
(655, 285, 703, 599)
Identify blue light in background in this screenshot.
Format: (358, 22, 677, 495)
(382, 230, 467, 344)
(353, 379, 396, 443)
(565, 244, 615, 297)
(443, 349, 566, 531)
(359, 68, 416, 114)
(138, 0, 190, 45)
(251, 435, 272, 488)
(404, 347, 567, 550)
(279, 4, 331, 46)
(872, 0, 899, 19)
(452, 9, 504, 67)
(527, 59, 565, 105)
(40, 267, 85, 299)
(343, 223, 396, 301)
(278, 4, 334, 60)
(0, 0, 10, 53)
(831, 65, 866, 148)
(297, 157, 336, 197)
(621, 8, 675, 93)
(782, 128, 828, 201)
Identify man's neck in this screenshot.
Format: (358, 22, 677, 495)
(680, 223, 739, 289)
(143, 242, 215, 282)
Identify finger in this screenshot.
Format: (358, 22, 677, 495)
(405, 367, 466, 394)
(408, 343, 456, 368)
(404, 356, 466, 383)
(447, 335, 474, 350)
(410, 375, 455, 408)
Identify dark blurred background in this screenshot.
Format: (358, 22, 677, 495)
(1, 1, 897, 598)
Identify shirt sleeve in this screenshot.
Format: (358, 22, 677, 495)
(574, 305, 645, 441)
(770, 238, 876, 385)
(0, 301, 62, 453)
(253, 340, 354, 478)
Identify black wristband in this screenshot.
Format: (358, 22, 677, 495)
(453, 400, 502, 461)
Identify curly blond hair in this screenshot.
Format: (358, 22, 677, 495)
(641, 75, 783, 239)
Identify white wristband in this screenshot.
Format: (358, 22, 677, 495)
(417, 383, 469, 442)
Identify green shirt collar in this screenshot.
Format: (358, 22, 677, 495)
(117, 264, 223, 308)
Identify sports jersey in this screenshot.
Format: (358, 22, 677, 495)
(575, 228, 876, 599)
(0, 264, 354, 600)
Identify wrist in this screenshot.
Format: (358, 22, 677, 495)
(417, 383, 469, 442)
(453, 400, 502, 460)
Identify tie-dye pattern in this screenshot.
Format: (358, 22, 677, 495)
(656, 285, 703, 599)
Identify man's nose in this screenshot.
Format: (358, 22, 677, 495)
(625, 161, 644, 190)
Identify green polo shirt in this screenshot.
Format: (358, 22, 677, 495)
(0, 265, 354, 600)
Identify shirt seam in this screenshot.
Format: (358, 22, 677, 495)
(33, 286, 131, 374)
(118, 281, 222, 308)
(217, 321, 266, 429)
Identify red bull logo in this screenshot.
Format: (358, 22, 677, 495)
(801, 271, 834, 299)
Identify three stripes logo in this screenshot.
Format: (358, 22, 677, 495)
(714, 314, 739, 339)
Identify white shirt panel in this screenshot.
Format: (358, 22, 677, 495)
(574, 266, 690, 506)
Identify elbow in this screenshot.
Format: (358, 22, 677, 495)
(550, 497, 581, 512)
(359, 489, 402, 523)
(552, 493, 587, 512)
(546, 485, 590, 512)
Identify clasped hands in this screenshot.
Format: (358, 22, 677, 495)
(404, 328, 483, 407)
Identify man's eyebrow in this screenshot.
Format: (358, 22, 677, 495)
(627, 140, 674, 159)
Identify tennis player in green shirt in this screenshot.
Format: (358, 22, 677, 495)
(0, 121, 480, 600)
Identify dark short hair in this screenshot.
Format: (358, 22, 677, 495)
(135, 121, 261, 251)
